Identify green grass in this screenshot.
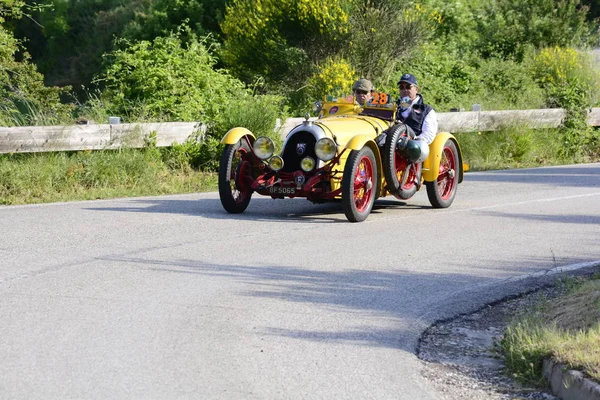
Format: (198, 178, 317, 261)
(501, 277, 600, 385)
(0, 149, 217, 205)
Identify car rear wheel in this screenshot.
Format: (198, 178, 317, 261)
(218, 140, 253, 213)
(383, 123, 419, 200)
(426, 139, 459, 208)
(342, 146, 377, 222)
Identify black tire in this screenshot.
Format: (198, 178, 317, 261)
(342, 146, 378, 222)
(218, 140, 253, 213)
(426, 140, 459, 208)
(382, 123, 419, 199)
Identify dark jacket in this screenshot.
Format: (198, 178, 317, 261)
(396, 94, 432, 136)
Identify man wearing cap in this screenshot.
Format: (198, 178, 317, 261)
(395, 73, 438, 162)
(352, 78, 374, 106)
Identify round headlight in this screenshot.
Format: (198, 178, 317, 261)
(300, 157, 316, 172)
(269, 155, 284, 171)
(253, 137, 275, 160)
(315, 137, 337, 161)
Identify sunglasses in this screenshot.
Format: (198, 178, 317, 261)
(398, 84, 414, 90)
(354, 90, 369, 95)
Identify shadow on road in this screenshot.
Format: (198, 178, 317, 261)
(98, 253, 600, 350)
(85, 196, 426, 223)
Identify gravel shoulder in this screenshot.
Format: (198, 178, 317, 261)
(417, 286, 565, 400)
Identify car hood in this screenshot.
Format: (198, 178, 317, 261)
(287, 115, 391, 147)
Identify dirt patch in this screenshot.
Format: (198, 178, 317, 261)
(418, 287, 563, 400)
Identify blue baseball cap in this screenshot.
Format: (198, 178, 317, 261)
(397, 73, 418, 86)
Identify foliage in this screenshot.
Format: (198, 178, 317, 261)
(469, 56, 546, 111)
(121, 0, 227, 42)
(11, 0, 139, 91)
(473, 0, 599, 61)
(0, 149, 218, 205)
(0, 0, 72, 126)
(348, 1, 435, 85)
(97, 29, 245, 123)
(221, 0, 351, 86)
(307, 56, 356, 100)
(531, 47, 600, 157)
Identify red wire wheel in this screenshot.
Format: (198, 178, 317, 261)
(342, 146, 377, 222)
(383, 123, 419, 200)
(426, 140, 459, 208)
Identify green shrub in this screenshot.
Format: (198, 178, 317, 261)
(97, 27, 246, 123)
(160, 92, 287, 171)
(531, 47, 600, 157)
(474, 0, 599, 61)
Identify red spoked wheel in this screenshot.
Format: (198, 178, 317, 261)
(383, 123, 419, 200)
(342, 146, 377, 222)
(218, 139, 253, 213)
(426, 139, 459, 208)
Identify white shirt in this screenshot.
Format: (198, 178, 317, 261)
(400, 98, 438, 145)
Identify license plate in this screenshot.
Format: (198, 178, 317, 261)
(269, 186, 296, 195)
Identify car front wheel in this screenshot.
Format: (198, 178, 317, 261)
(342, 146, 377, 222)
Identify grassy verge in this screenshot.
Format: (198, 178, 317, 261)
(0, 148, 217, 205)
(501, 276, 600, 385)
(1, 126, 598, 206)
(455, 126, 599, 171)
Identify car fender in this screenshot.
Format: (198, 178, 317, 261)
(422, 132, 464, 183)
(221, 127, 255, 145)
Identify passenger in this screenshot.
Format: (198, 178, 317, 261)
(352, 78, 374, 106)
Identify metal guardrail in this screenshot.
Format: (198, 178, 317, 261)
(1, 108, 599, 154)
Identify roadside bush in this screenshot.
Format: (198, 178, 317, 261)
(97, 27, 245, 123)
(530, 47, 600, 157)
(161, 92, 287, 171)
(471, 57, 545, 111)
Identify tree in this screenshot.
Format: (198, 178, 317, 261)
(474, 0, 599, 61)
(122, 0, 227, 42)
(221, 0, 351, 86)
(0, 0, 71, 126)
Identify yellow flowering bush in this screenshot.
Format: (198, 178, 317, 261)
(531, 46, 600, 109)
(307, 57, 356, 99)
(531, 46, 600, 156)
(532, 47, 582, 89)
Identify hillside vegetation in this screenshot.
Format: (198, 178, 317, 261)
(1, 0, 599, 174)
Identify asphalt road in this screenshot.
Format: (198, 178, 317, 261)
(1, 163, 599, 399)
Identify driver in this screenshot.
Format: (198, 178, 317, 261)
(395, 73, 438, 162)
(352, 78, 374, 106)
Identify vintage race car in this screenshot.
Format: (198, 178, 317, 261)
(218, 93, 465, 222)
